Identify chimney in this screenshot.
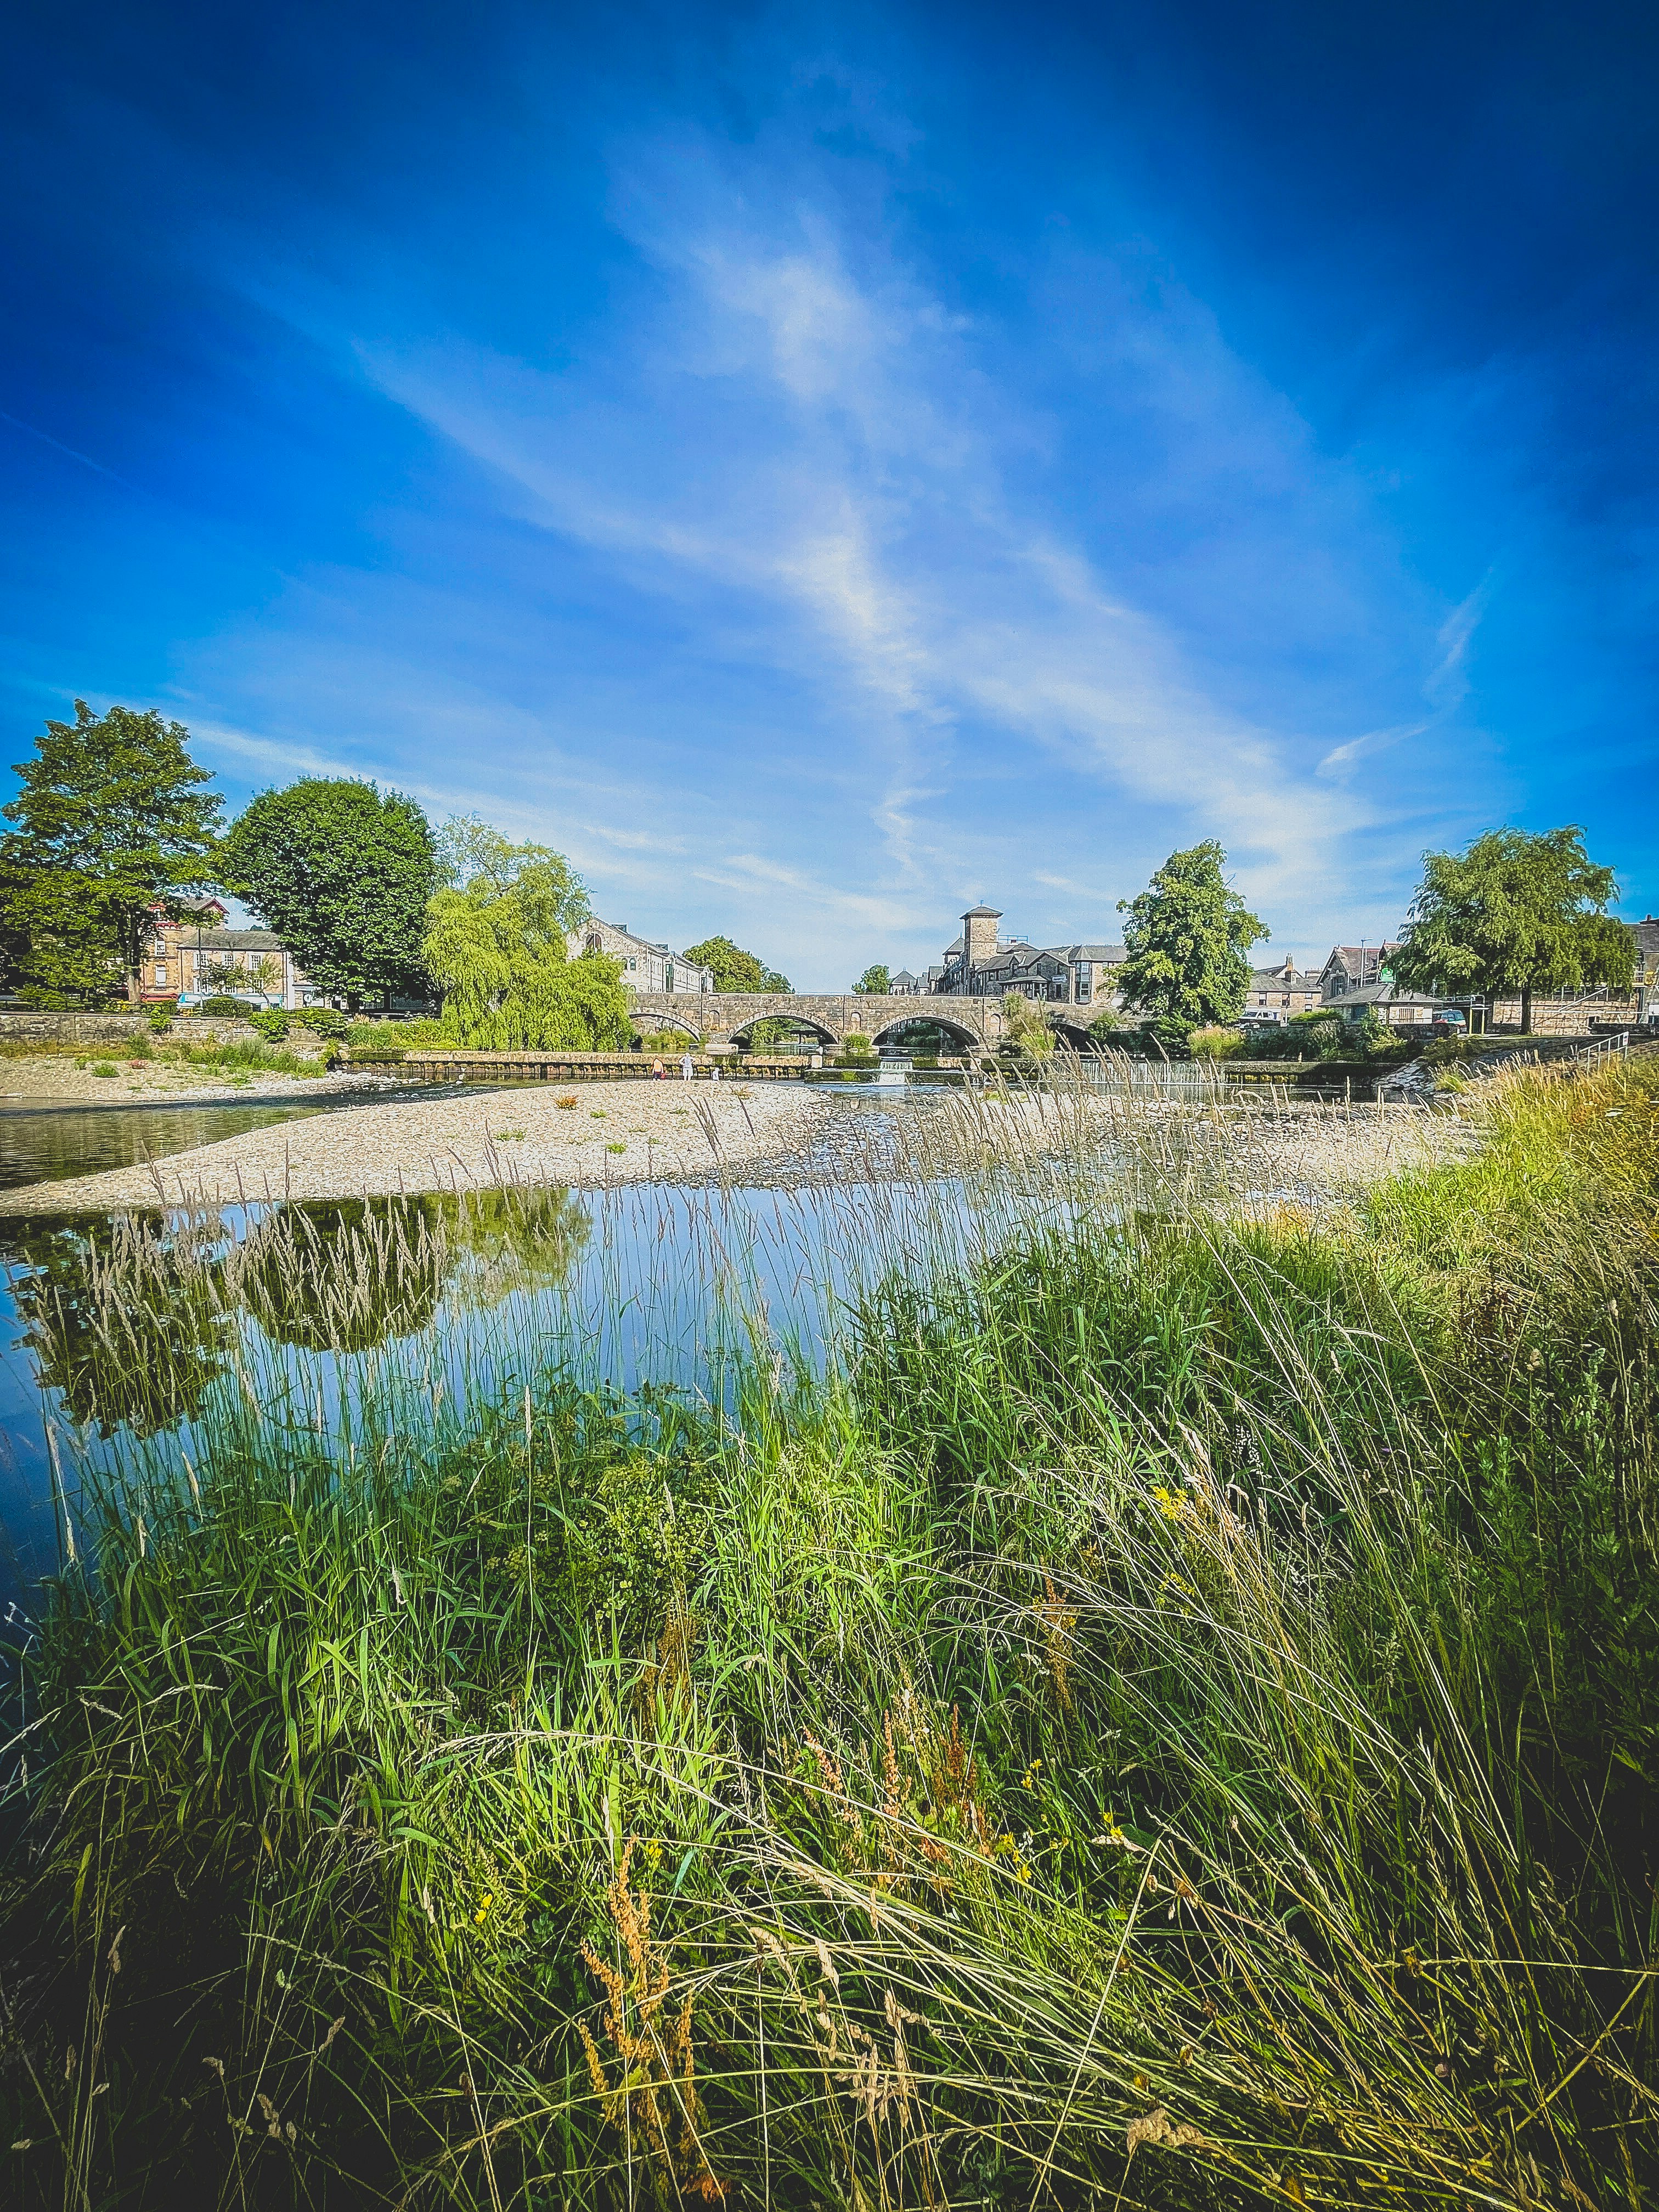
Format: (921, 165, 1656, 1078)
(961, 903, 1002, 969)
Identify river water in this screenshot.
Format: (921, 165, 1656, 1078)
(0, 1085, 1035, 1610)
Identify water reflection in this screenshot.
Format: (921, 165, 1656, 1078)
(4, 1211, 237, 1440)
(1, 1188, 592, 1431)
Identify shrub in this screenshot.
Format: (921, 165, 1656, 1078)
(1116, 1012, 1194, 1058)
(146, 1007, 173, 1035)
(1187, 1024, 1244, 1059)
(343, 1016, 447, 1050)
(297, 1007, 349, 1040)
(246, 1008, 289, 1043)
(91, 1060, 117, 1077)
(196, 995, 246, 1018)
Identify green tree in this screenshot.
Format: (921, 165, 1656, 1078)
(1116, 842, 1266, 1024)
(424, 855, 629, 1049)
(681, 936, 791, 992)
(1000, 992, 1057, 1059)
(220, 780, 439, 1011)
(853, 963, 891, 994)
(0, 700, 222, 1006)
(435, 815, 589, 927)
(1391, 826, 1634, 1034)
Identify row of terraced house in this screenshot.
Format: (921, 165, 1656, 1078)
(885, 904, 1659, 1032)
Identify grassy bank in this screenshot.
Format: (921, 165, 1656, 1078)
(1, 1061, 1655, 2208)
(0, 1034, 340, 1082)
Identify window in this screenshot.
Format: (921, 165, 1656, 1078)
(625, 956, 636, 970)
(154, 963, 167, 985)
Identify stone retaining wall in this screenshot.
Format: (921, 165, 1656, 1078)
(0, 1009, 264, 1046)
(1487, 995, 1639, 1035)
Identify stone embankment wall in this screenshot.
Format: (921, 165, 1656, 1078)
(1486, 996, 1640, 1035)
(0, 1010, 268, 1047)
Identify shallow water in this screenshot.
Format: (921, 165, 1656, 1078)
(0, 1136, 1007, 1606)
(0, 1099, 333, 1190)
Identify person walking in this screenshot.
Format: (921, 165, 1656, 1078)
(681, 1052, 694, 1081)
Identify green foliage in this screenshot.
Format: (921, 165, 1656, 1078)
(637, 1027, 701, 1054)
(1116, 840, 1267, 1022)
(245, 1006, 289, 1042)
(998, 992, 1057, 1059)
(5, 1066, 1657, 2209)
(681, 934, 791, 992)
(424, 855, 629, 1049)
(853, 962, 890, 994)
(0, 699, 222, 1005)
(435, 814, 590, 930)
(219, 778, 439, 1009)
(1135, 1011, 1195, 1058)
(296, 1006, 349, 1039)
(145, 1007, 172, 1035)
(193, 994, 246, 1017)
(1238, 1009, 1404, 1062)
(1393, 824, 1634, 1031)
(1186, 1023, 1244, 1059)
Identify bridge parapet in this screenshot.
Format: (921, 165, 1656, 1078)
(627, 991, 1009, 1048)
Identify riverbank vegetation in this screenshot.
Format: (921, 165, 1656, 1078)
(1, 1057, 1655, 2208)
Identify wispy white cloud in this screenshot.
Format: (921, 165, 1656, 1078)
(1425, 573, 1496, 708)
(221, 89, 1485, 976)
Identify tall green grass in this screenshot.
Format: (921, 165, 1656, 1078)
(1, 1059, 1655, 2208)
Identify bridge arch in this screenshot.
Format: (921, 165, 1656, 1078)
(629, 1009, 703, 1043)
(868, 1012, 984, 1053)
(1048, 1012, 1101, 1049)
(725, 1014, 838, 1048)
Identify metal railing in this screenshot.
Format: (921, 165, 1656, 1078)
(1574, 1031, 1630, 1068)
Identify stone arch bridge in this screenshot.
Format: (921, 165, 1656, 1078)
(627, 991, 1099, 1053)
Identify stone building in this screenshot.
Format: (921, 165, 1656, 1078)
(928, 904, 1127, 1008)
(1318, 944, 1403, 1004)
(574, 918, 714, 997)
(1244, 956, 1323, 1025)
(142, 900, 323, 1011)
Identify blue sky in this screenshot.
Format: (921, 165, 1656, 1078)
(3, 0, 1656, 986)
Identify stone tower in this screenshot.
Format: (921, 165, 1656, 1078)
(961, 903, 1002, 971)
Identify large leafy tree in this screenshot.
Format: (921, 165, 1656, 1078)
(424, 848, 628, 1049)
(1391, 826, 1634, 1034)
(220, 780, 440, 1011)
(853, 963, 891, 994)
(681, 936, 791, 992)
(0, 700, 223, 1006)
(1116, 842, 1266, 1024)
(434, 815, 589, 928)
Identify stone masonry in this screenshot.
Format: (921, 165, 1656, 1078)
(625, 991, 1023, 1048)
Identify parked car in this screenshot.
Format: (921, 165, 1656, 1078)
(1430, 1011, 1469, 1039)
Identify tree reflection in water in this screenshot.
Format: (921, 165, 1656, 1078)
(1, 1188, 592, 1434)
(1, 1211, 237, 1440)
(242, 1188, 590, 1349)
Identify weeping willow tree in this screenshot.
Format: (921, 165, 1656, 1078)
(422, 839, 630, 1050)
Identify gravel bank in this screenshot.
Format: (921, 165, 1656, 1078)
(0, 1074, 1472, 1217)
(0, 1079, 819, 1211)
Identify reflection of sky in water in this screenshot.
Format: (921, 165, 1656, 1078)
(0, 1174, 1006, 1609)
